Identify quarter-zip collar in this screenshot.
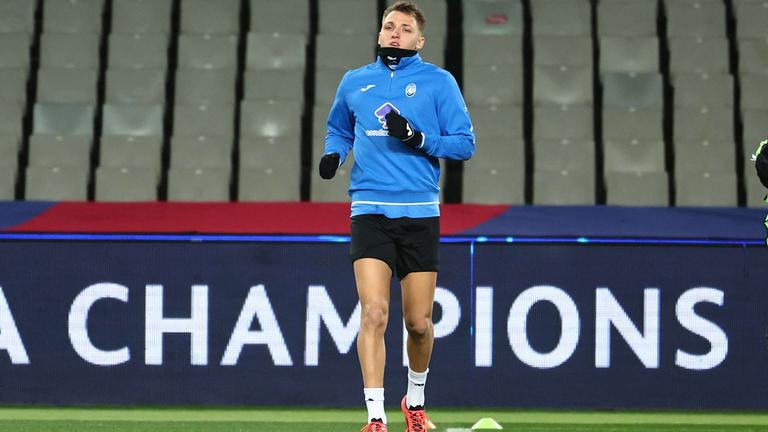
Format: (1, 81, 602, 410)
(375, 51, 422, 72)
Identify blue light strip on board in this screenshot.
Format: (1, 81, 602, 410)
(0, 233, 762, 246)
(469, 240, 476, 338)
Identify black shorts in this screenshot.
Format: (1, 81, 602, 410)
(350, 214, 440, 280)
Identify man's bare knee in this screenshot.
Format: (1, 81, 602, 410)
(405, 316, 432, 339)
(361, 304, 389, 333)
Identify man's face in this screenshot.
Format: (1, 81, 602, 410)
(378, 10, 425, 51)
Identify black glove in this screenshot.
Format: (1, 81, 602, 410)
(385, 111, 423, 148)
(319, 153, 340, 179)
(756, 141, 768, 188)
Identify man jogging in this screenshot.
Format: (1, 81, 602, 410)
(318, 2, 475, 431)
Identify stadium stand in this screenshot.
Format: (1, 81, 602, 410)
(0, 0, 764, 208)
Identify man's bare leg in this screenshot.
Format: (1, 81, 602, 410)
(401, 271, 436, 411)
(354, 258, 393, 428)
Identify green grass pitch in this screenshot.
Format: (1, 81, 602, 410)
(0, 407, 767, 431)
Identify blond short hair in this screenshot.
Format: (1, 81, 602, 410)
(382, 1, 426, 33)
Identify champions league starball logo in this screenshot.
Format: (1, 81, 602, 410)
(374, 102, 400, 129)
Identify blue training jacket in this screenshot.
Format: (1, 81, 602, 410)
(324, 53, 475, 218)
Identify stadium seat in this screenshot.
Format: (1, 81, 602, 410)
(43, 0, 104, 34)
(168, 167, 231, 202)
(0, 104, 23, 138)
(171, 138, 231, 169)
(312, 104, 331, 139)
(469, 135, 525, 171)
(315, 34, 374, 70)
(462, 0, 524, 36)
(311, 134, 330, 167)
(675, 170, 737, 206)
(0, 68, 28, 106)
(598, 0, 657, 37)
(0, 139, 18, 170)
(240, 135, 300, 169)
(244, 69, 305, 102)
(531, 0, 591, 36)
(420, 34, 446, 67)
(95, 166, 158, 201)
(463, 158, 525, 204)
(112, 0, 172, 34)
(178, 34, 238, 70)
(463, 65, 523, 107)
(672, 73, 733, 109)
(0, 33, 31, 69)
(463, 35, 523, 67)
(172, 134, 234, 155)
(105, 68, 167, 104)
(0, 0, 36, 34)
(0, 166, 15, 200)
(533, 168, 595, 205)
(665, 0, 726, 38)
(250, 0, 309, 34)
(603, 107, 663, 141)
(36, 68, 98, 104)
(102, 103, 164, 136)
(175, 68, 236, 104)
(0, 134, 21, 154)
(108, 33, 169, 69)
(742, 109, 768, 151)
(534, 138, 595, 173)
(180, 0, 240, 35)
(28, 135, 91, 167)
(674, 140, 736, 174)
(469, 105, 524, 141)
(603, 138, 665, 172)
(310, 151, 354, 202)
(240, 100, 302, 138)
(318, 0, 377, 35)
(239, 136, 301, 201)
(40, 33, 100, 69)
(534, 36, 592, 67)
(534, 65, 593, 107)
(599, 37, 659, 73)
(673, 107, 734, 144)
(668, 37, 730, 75)
(33, 103, 94, 136)
(605, 171, 668, 206)
(740, 75, 768, 111)
(734, 0, 768, 39)
(173, 104, 235, 138)
(314, 68, 348, 104)
(534, 105, 594, 141)
(239, 165, 301, 202)
(99, 135, 162, 175)
(741, 129, 764, 169)
(602, 72, 663, 109)
(463, 130, 525, 204)
(25, 165, 89, 200)
(247, 33, 308, 70)
(738, 38, 768, 75)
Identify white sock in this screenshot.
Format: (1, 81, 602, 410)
(364, 387, 386, 424)
(406, 367, 428, 409)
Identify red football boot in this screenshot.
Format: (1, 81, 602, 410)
(360, 419, 388, 432)
(401, 396, 432, 432)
